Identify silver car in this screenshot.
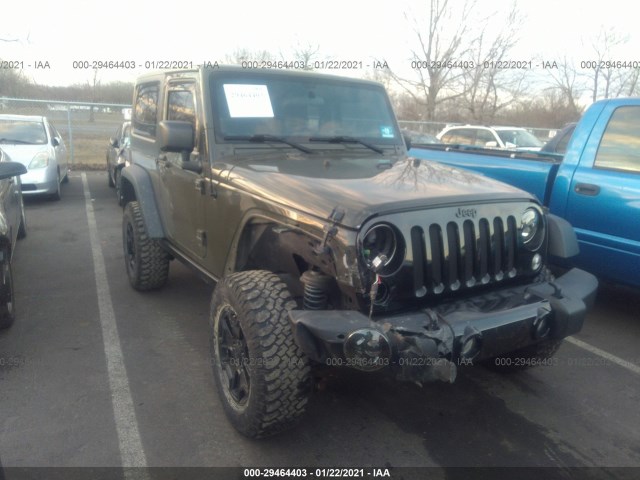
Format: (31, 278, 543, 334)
(0, 115, 69, 200)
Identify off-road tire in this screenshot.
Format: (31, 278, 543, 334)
(210, 270, 312, 438)
(483, 339, 564, 373)
(122, 201, 169, 291)
(0, 259, 16, 329)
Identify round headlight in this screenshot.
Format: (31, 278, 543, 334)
(520, 208, 544, 250)
(361, 223, 404, 276)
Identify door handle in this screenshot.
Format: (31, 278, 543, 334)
(575, 183, 600, 196)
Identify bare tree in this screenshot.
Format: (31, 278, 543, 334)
(388, 0, 476, 121)
(460, 3, 530, 123)
(224, 48, 276, 66)
(287, 42, 322, 70)
(545, 57, 585, 117)
(586, 27, 630, 101)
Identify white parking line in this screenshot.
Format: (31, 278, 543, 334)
(82, 173, 148, 468)
(566, 336, 640, 376)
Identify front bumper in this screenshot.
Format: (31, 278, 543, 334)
(20, 166, 58, 195)
(288, 268, 598, 383)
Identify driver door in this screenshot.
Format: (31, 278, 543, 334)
(158, 81, 209, 259)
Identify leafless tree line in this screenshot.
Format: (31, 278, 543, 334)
(383, 1, 640, 127)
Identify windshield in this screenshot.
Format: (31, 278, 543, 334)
(496, 129, 543, 148)
(0, 119, 47, 145)
(210, 71, 401, 146)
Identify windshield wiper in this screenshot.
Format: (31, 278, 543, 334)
(0, 138, 31, 144)
(309, 136, 384, 154)
(224, 134, 312, 154)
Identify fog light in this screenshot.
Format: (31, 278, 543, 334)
(460, 326, 482, 360)
(532, 308, 552, 339)
(460, 335, 482, 359)
(531, 253, 542, 271)
(343, 328, 391, 372)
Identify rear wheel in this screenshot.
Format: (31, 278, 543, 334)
(0, 258, 15, 329)
(210, 270, 312, 438)
(122, 201, 169, 290)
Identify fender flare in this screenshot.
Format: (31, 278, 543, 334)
(120, 164, 165, 239)
(547, 214, 579, 259)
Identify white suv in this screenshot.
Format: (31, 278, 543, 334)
(437, 125, 543, 151)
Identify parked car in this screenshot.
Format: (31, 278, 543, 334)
(401, 128, 439, 146)
(106, 120, 131, 205)
(410, 98, 640, 287)
(0, 115, 69, 200)
(437, 125, 544, 151)
(0, 148, 28, 329)
(120, 66, 596, 438)
(541, 123, 577, 155)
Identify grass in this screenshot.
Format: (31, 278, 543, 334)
(68, 134, 108, 170)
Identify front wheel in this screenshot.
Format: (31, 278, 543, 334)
(122, 201, 169, 291)
(210, 270, 312, 438)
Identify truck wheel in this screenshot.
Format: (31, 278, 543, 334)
(0, 259, 15, 329)
(209, 270, 312, 438)
(122, 201, 169, 291)
(483, 340, 564, 373)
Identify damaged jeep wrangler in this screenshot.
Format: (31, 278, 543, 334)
(120, 66, 598, 438)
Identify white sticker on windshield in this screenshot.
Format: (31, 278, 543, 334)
(224, 84, 274, 118)
(380, 126, 395, 138)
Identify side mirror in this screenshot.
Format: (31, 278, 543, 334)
(52, 137, 60, 147)
(485, 141, 498, 148)
(159, 121, 195, 153)
(0, 161, 27, 180)
(110, 137, 119, 148)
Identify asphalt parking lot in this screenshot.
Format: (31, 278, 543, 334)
(1, 171, 639, 478)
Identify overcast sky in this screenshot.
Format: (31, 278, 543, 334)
(3, 0, 639, 87)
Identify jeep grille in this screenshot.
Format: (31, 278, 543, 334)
(410, 216, 518, 297)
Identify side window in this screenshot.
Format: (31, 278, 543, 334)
(133, 83, 159, 137)
(442, 129, 474, 145)
(594, 106, 640, 174)
(475, 130, 495, 147)
(167, 88, 196, 125)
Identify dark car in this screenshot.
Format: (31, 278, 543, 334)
(106, 121, 131, 205)
(541, 123, 576, 154)
(0, 148, 28, 329)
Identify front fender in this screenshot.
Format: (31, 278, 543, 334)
(120, 164, 165, 239)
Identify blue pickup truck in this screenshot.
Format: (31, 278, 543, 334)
(409, 98, 640, 287)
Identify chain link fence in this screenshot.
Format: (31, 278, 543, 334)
(0, 97, 130, 168)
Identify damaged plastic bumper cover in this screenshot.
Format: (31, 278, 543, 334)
(288, 268, 598, 384)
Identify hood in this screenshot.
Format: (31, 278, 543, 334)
(226, 152, 533, 229)
(0, 144, 50, 167)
